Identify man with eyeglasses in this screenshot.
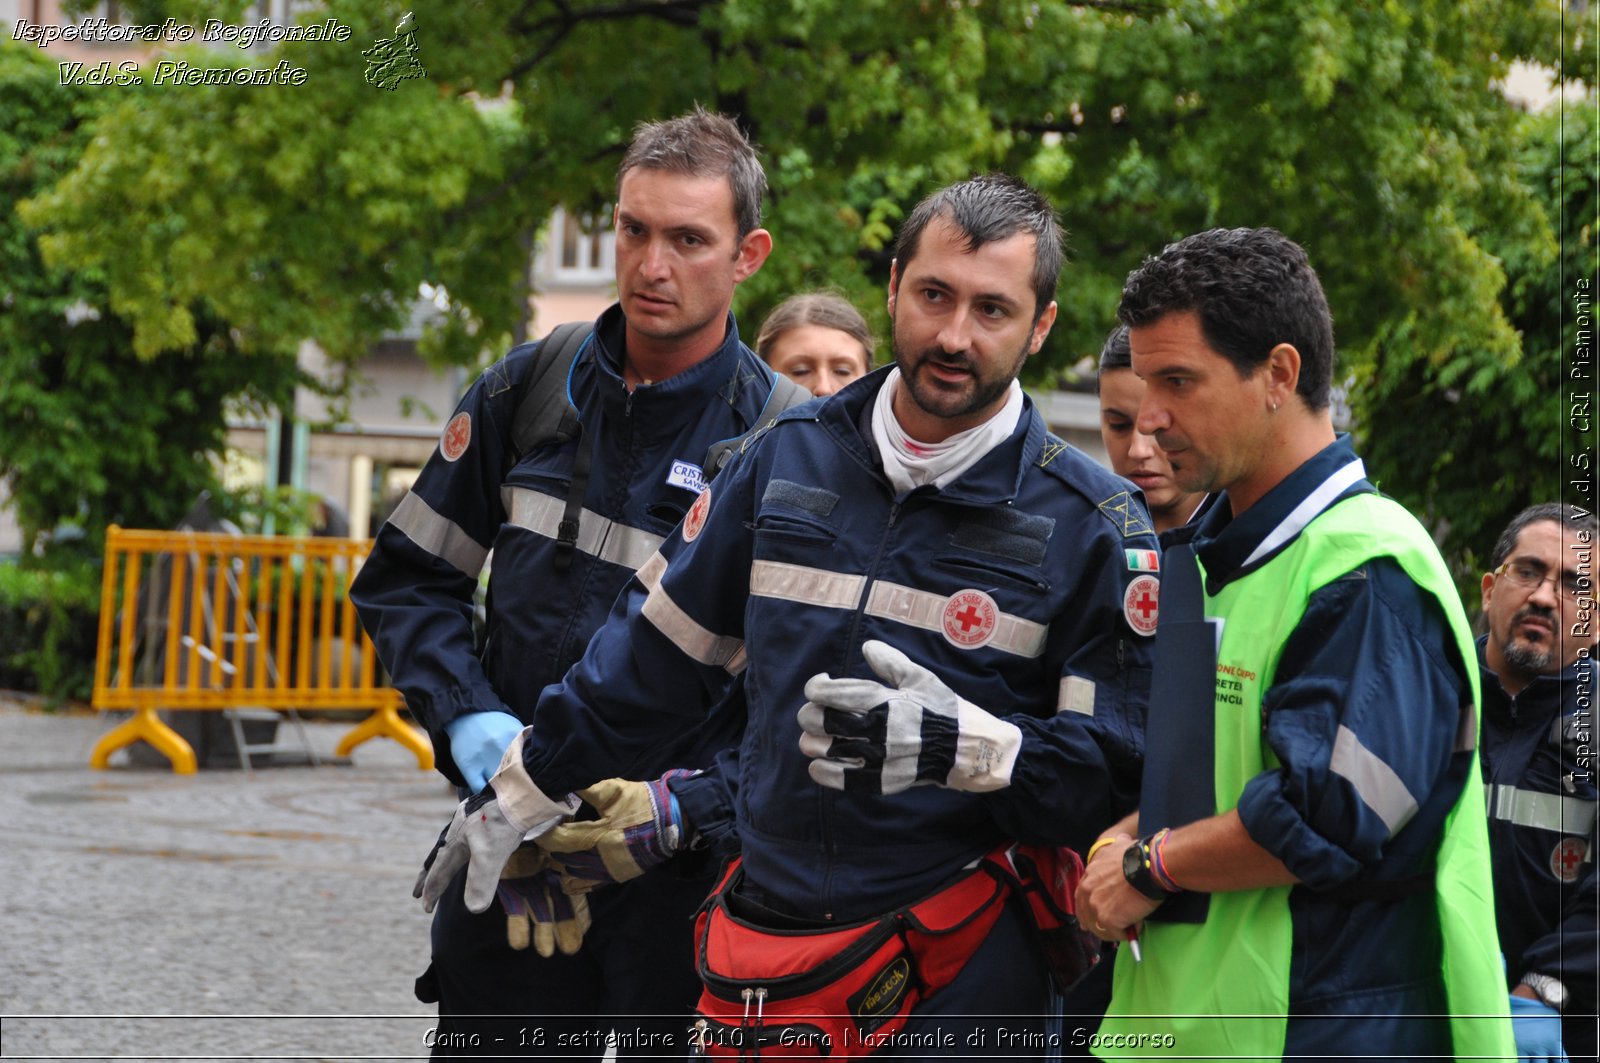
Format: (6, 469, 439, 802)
(1480, 503, 1599, 1063)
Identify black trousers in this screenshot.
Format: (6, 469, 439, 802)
(420, 861, 712, 1059)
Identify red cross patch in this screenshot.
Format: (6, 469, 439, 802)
(682, 487, 712, 544)
(1123, 574, 1160, 637)
(440, 412, 472, 463)
(942, 589, 999, 650)
(1551, 837, 1589, 883)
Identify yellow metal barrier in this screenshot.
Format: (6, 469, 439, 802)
(91, 525, 433, 774)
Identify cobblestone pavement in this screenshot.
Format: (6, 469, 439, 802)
(0, 697, 458, 1061)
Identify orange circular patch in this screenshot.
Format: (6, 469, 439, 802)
(682, 487, 712, 543)
(440, 412, 472, 463)
(942, 589, 999, 650)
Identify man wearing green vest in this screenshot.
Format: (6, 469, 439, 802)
(1074, 227, 1514, 1060)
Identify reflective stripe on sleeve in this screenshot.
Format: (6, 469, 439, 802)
(636, 552, 745, 672)
(1329, 724, 1418, 836)
(1484, 783, 1599, 837)
(389, 492, 489, 577)
(866, 580, 1048, 659)
(502, 486, 665, 573)
(1058, 675, 1096, 716)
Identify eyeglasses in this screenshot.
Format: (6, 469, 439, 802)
(1495, 560, 1591, 601)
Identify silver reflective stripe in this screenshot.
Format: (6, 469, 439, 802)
(1330, 724, 1418, 836)
(1058, 675, 1096, 716)
(389, 492, 489, 577)
(636, 553, 745, 670)
(865, 580, 1048, 659)
(1485, 783, 1599, 837)
(749, 560, 867, 611)
(502, 485, 664, 573)
(1243, 459, 1368, 568)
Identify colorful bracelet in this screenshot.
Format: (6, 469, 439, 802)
(1146, 828, 1183, 893)
(1086, 836, 1119, 864)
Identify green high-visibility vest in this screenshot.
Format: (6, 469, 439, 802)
(1094, 491, 1513, 1061)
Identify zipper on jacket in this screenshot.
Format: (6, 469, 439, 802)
(814, 500, 905, 919)
(844, 500, 902, 656)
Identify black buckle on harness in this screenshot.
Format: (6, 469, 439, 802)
(554, 518, 580, 572)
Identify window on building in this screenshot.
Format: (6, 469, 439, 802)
(544, 206, 614, 286)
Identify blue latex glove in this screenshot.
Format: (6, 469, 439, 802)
(1509, 994, 1568, 1063)
(444, 710, 524, 791)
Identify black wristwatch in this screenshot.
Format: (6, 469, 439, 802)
(1122, 836, 1171, 901)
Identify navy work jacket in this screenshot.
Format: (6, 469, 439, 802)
(350, 305, 783, 787)
(522, 368, 1158, 921)
(1480, 642, 1598, 1057)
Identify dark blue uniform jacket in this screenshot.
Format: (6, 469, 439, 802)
(351, 305, 782, 787)
(1481, 642, 1598, 1057)
(520, 367, 1158, 922)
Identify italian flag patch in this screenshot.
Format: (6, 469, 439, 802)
(1125, 548, 1160, 572)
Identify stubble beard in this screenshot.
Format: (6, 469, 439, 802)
(1503, 605, 1560, 676)
(892, 333, 1028, 424)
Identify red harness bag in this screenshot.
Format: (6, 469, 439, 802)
(690, 858, 1007, 1058)
(689, 844, 1099, 1059)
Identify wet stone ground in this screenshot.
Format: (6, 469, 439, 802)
(0, 697, 457, 1061)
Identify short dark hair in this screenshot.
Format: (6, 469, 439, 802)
(892, 173, 1063, 320)
(1118, 227, 1336, 410)
(756, 291, 874, 368)
(618, 107, 766, 240)
(1489, 503, 1598, 568)
(1095, 324, 1132, 394)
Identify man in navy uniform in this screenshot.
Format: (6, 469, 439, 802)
(353, 108, 779, 1056)
(1479, 503, 1598, 1062)
(420, 174, 1160, 1055)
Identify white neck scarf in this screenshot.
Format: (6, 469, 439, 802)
(870, 368, 1025, 497)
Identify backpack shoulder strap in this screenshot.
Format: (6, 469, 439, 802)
(508, 321, 592, 571)
(509, 321, 592, 462)
(703, 371, 812, 480)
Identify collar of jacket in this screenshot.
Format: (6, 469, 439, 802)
(582, 304, 767, 438)
(809, 364, 1048, 506)
(1192, 434, 1374, 595)
(1477, 633, 1596, 722)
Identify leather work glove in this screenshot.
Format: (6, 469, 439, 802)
(444, 710, 525, 792)
(1509, 994, 1568, 1063)
(496, 847, 591, 958)
(798, 639, 1022, 795)
(416, 730, 578, 914)
(537, 771, 694, 894)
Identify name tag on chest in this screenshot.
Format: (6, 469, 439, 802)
(667, 460, 707, 495)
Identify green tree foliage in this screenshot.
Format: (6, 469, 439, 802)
(16, 0, 1585, 581)
(25, 1, 1561, 363)
(0, 41, 301, 553)
(1353, 98, 1597, 588)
